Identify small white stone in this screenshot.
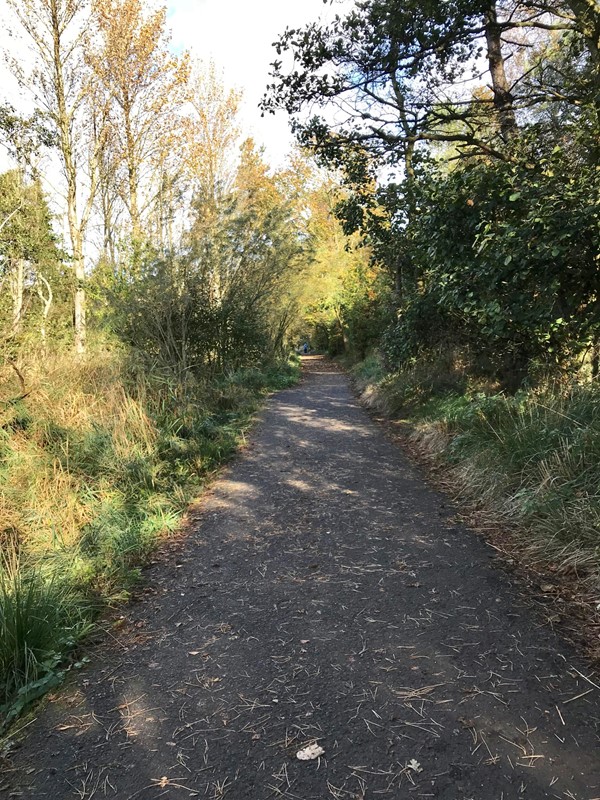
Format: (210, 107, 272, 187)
(296, 743, 325, 761)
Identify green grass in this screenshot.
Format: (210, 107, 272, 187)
(0, 549, 92, 729)
(352, 351, 466, 417)
(0, 350, 300, 723)
(350, 353, 388, 392)
(415, 387, 600, 558)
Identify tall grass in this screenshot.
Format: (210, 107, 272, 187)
(0, 548, 91, 728)
(417, 386, 600, 563)
(0, 345, 299, 721)
(352, 350, 467, 416)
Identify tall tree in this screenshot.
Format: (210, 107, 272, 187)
(262, 0, 521, 300)
(89, 0, 189, 253)
(185, 62, 242, 207)
(7, 0, 104, 354)
(263, 0, 600, 304)
(279, 153, 376, 354)
(263, 0, 600, 163)
(184, 65, 242, 299)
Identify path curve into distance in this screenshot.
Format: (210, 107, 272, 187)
(4, 357, 600, 799)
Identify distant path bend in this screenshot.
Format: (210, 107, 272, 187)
(4, 356, 600, 799)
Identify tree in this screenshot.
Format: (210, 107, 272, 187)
(89, 0, 189, 254)
(182, 63, 242, 288)
(117, 140, 306, 377)
(262, 1, 526, 302)
(264, 2, 507, 165)
(277, 152, 379, 355)
(207, 139, 304, 365)
(263, 0, 600, 168)
(0, 105, 55, 173)
(0, 170, 64, 346)
(6, 0, 106, 354)
(185, 62, 242, 207)
(264, 0, 600, 386)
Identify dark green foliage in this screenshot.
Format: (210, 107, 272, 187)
(379, 122, 599, 386)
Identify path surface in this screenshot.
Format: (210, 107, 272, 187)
(3, 357, 600, 799)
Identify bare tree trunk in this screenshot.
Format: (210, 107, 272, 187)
(123, 98, 142, 266)
(101, 183, 117, 264)
(567, 0, 600, 128)
(567, 0, 600, 64)
(9, 259, 25, 337)
(70, 227, 87, 355)
(156, 164, 174, 254)
(36, 273, 53, 348)
(389, 55, 419, 306)
(48, 0, 87, 353)
(485, 2, 518, 141)
(166, 173, 175, 253)
(93, 103, 117, 266)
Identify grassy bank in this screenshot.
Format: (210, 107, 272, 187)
(352, 354, 600, 591)
(0, 347, 299, 726)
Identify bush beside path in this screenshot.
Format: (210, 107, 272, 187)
(3, 356, 599, 799)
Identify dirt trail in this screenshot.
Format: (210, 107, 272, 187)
(3, 356, 600, 799)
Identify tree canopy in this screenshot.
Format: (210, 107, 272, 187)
(263, 0, 600, 387)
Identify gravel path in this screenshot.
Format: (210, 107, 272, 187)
(3, 356, 600, 799)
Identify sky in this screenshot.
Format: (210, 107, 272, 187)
(0, 0, 347, 246)
(166, 0, 342, 167)
(0, 0, 346, 170)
